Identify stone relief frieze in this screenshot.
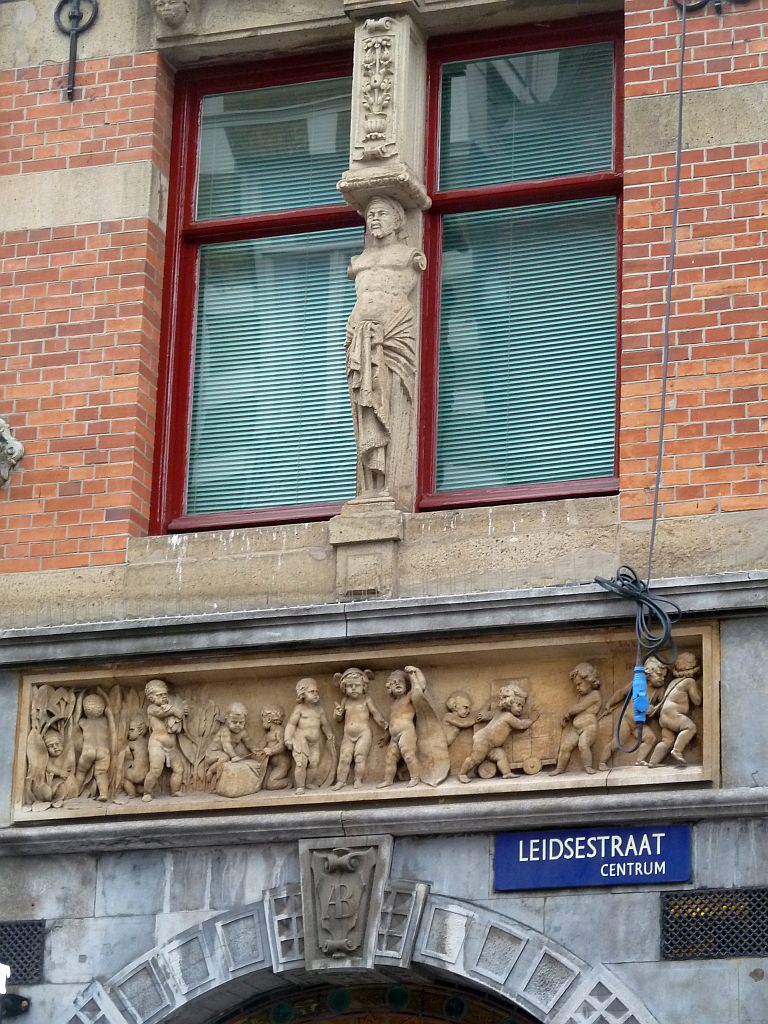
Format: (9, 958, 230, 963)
(15, 628, 717, 821)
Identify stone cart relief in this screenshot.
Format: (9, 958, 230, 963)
(346, 195, 425, 498)
(20, 651, 707, 814)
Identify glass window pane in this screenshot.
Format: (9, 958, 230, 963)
(435, 197, 617, 492)
(187, 227, 361, 513)
(439, 43, 614, 191)
(197, 77, 352, 220)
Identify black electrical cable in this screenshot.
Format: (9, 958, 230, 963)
(595, 2, 689, 753)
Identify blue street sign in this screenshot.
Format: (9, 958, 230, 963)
(495, 824, 691, 891)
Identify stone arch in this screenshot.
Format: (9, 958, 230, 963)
(61, 881, 659, 1024)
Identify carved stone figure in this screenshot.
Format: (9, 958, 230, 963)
(151, 0, 189, 27)
(458, 682, 537, 783)
(74, 691, 116, 801)
(346, 196, 425, 496)
(378, 666, 449, 788)
(442, 690, 477, 746)
(0, 417, 24, 487)
(142, 678, 187, 801)
(116, 714, 150, 798)
(332, 667, 389, 790)
(551, 662, 602, 776)
(284, 678, 337, 795)
(204, 702, 258, 783)
(260, 704, 292, 791)
(598, 655, 669, 770)
(42, 730, 77, 806)
(647, 650, 702, 767)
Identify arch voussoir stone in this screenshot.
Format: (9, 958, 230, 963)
(60, 884, 660, 1024)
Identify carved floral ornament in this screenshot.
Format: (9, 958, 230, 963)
(15, 628, 717, 821)
(358, 18, 397, 161)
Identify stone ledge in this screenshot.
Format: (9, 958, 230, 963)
(0, 571, 767, 666)
(1, 785, 766, 857)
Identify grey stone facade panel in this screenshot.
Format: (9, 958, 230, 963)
(46, 916, 157, 985)
(542, 892, 660, 966)
(694, 819, 768, 889)
(0, 854, 97, 921)
(721, 617, 768, 790)
(390, 835, 492, 902)
(0, 671, 18, 827)
(95, 852, 167, 918)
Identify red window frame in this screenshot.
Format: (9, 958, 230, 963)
(150, 53, 359, 535)
(417, 16, 624, 512)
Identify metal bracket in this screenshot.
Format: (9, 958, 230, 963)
(674, 0, 754, 13)
(54, 0, 99, 101)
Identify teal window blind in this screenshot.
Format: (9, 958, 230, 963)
(435, 200, 617, 492)
(197, 78, 352, 220)
(187, 227, 360, 515)
(439, 43, 614, 191)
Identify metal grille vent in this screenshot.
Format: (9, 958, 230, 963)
(662, 888, 768, 960)
(0, 920, 45, 984)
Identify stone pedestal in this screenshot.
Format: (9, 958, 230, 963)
(329, 497, 404, 598)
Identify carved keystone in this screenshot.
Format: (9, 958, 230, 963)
(299, 834, 393, 971)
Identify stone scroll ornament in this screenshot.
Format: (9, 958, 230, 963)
(0, 417, 24, 487)
(310, 846, 377, 957)
(358, 19, 395, 161)
(346, 196, 426, 497)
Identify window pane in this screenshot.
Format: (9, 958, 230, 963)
(197, 77, 352, 220)
(435, 197, 617, 492)
(187, 227, 360, 513)
(439, 43, 613, 191)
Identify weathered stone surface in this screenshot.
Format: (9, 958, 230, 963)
(391, 835, 491, 901)
(209, 845, 298, 911)
(694, 820, 768, 889)
(626, 82, 768, 157)
(0, 855, 96, 920)
(0, 672, 18, 826)
(720, 616, 768, 789)
(46, 916, 156, 984)
(543, 892, 659, 965)
(615, 960, 738, 1024)
(95, 852, 166, 917)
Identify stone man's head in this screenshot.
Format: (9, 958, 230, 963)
(152, 0, 190, 28)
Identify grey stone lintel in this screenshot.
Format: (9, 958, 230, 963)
(0, 784, 767, 857)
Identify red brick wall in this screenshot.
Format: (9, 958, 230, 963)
(621, 0, 768, 520)
(0, 55, 172, 570)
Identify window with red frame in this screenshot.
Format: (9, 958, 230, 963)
(152, 56, 363, 533)
(418, 22, 623, 510)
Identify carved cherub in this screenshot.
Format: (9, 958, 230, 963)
(117, 714, 150, 798)
(205, 702, 258, 782)
(458, 682, 537, 783)
(647, 650, 702, 767)
(74, 691, 116, 801)
(284, 678, 336, 795)
(260, 704, 292, 791)
(442, 690, 477, 745)
(551, 662, 602, 776)
(142, 678, 187, 801)
(331, 667, 389, 790)
(42, 730, 77, 806)
(377, 665, 449, 789)
(598, 655, 669, 770)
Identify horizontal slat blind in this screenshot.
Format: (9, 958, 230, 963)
(439, 43, 613, 191)
(187, 227, 361, 513)
(435, 197, 617, 492)
(197, 78, 352, 220)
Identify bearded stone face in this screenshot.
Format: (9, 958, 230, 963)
(152, 0, 190, 28)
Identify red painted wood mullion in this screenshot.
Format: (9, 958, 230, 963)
(168, 500, 347, 533)
(429, 172, 622, 217)
(184, 205, 361, 246)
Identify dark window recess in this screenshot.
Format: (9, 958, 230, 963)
(662, 888, 768, 960)
(0, 920, 45, 984)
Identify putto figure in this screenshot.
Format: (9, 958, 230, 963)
(346, 196, 426, 496)
(442, 690, 477, 746)
(142, 678, 187, 801)
(284, 678, 337, 794)
(458, 682, 536, 783)
(551, 662, 602, 776)
(74, 691, 115, 802)
(151, 0, 190, 27)
(332, 667, 389, 790)
(598, 655, 669, 770)
(204, 702, 258, 782)
(378, 665, 449, 788)
(647, 650, 702, 767)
